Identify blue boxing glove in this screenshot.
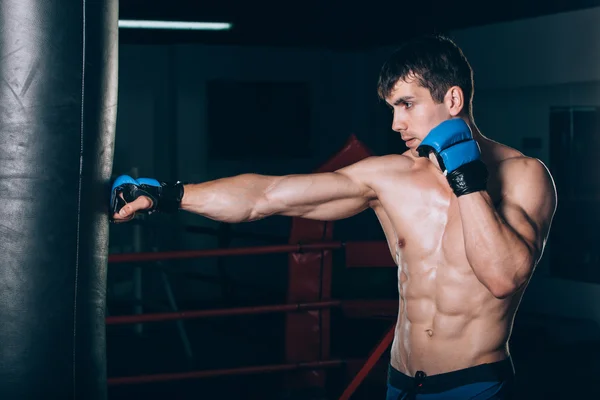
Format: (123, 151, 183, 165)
(417, 118, 488, 197)
(110, 175, 184, 218)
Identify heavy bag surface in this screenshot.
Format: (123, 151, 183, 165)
(0, 0, 118, 398)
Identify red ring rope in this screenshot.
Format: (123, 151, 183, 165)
(106, 300, 342, 325)
(107, 360, 346, 386)
(108, 241, 343, 263)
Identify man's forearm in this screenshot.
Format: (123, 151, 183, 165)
(457, 191, 534, 298)
(180, 174, 276, 223)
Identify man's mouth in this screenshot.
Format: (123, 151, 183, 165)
(404, 138, 417, 147)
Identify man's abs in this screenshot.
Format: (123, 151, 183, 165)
(370, 160, 517, 377)
(388, 219, 515, 376)
(390, 307, 512, 376)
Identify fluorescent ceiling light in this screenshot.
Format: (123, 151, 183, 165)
(118, 20, 232, 31)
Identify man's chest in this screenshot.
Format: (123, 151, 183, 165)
(377, 167, 493, 263)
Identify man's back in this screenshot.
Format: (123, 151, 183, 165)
(366, 139, 553, 376)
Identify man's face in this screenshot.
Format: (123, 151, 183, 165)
(385, 76, 452, 157)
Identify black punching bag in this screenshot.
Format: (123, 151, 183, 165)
(0, 0, 118, 399)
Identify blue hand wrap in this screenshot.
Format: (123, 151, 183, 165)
(110, 175, 184, 217)
(417, 119, 488, 196)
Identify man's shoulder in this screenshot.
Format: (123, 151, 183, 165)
(496, 155, 556, 202)
(497, 155, 551, 179)
(376, 152, 416, 167)
(353, 153, 416, 172)
(486, 140, 551, 181)
(338, 153, 416, 192)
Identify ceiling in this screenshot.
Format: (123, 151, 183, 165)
(119, 0, 600, 50)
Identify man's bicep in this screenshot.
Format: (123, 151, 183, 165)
(498, 158, 557, 260)
(274, 155, 408, 221)
(262, 165, 374, 220)
(283, 157, 383, 220)
(299, 197, 372, 221)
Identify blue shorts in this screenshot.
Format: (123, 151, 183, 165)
(386, 357, 515, 400)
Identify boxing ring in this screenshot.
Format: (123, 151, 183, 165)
(106, 136, 400, 399)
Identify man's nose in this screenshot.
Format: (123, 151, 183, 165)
(391, 114, 407, 132)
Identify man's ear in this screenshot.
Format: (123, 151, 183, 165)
(444, 86, 464, 116)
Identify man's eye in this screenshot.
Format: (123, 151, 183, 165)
(404, 102, 413, 108)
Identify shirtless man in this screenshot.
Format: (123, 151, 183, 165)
(110, 35, 557, 399)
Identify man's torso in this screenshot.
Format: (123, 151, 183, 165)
(368, 142, 526, 376)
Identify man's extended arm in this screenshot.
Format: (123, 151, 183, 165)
(112, 156, 396, 223)
(179, 169, 375, 223)
(458, 157, 557, 298)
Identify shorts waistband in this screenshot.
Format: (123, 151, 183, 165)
(388, 357, 515, 394)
